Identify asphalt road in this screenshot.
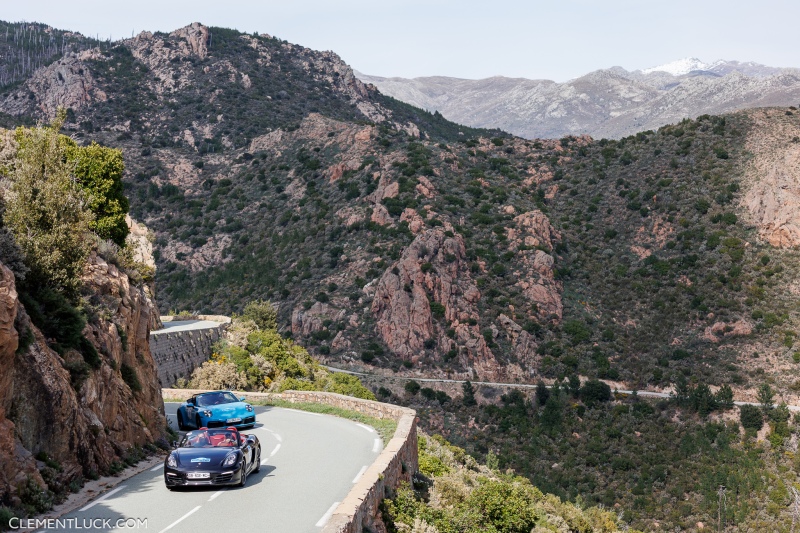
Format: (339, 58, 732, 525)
(50, 403, 382, 533)
(150, 321, 222, 335)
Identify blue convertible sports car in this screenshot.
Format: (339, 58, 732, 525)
(176, 391, 256, 430)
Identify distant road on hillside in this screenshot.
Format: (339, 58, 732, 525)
(324, 365, 800, 411)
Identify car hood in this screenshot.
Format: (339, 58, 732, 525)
(174, 447, 238, 467)
(203, 403, 249, 417)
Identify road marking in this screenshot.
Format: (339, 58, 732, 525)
(261, 457, 270, 465)
(352, 466, 367, 483)
(209, 490, 225, 501)
(315, 502, 339, 527)
(255, 427, 283, 442)
(372, 438, 381, 453)
(286, 407, 325, 416)
(79, 486, 125, 511)
(356, 423, 374, 433)
(150, 463, 163, 472)
(158, 505, 201, 533)
(270, 444, 281, 457)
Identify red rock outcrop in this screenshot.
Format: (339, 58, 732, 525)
(371, 228, 498, 377)
(508, 211, 563, 321)
(497, 313, 540, 373)
(741, 109, 800, 247)
(291, 302, 343, 337)
(0, 254, 166, 506)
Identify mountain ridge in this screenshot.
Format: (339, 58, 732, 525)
(358, 59, 800, 139)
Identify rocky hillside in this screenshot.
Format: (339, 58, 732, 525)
(0, 22, 101, 88)
(3, 22, 800, 400)
(357, 61, 800, 139)
(0, 251, 166, 512)
(0, 117, 167, 516)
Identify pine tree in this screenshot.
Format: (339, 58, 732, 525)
(757, 383, 775, 412)
(462, 380, 477, 407)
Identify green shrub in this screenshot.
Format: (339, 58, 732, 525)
(64, 139, 130, 247)
(79, 336, 101, 369)
(465, 479, 539, 533)
(429, 301, 446, 319)
(63, 360, 91, 391)
(120, 363, 142, 392)
(327, 373, 375, 400)
(19, 287, 85, 353)
(278, 377, 319, 392)
(563, 320, 591, 344)
(405, 380, 421, 395)
(740, 404, 763, 430)
(580, 380, 612, 406)
(0, 506, 17, 531)
(241, 299, 277, 330)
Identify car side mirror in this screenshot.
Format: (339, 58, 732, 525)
(172, 440, 178, 449)
(239, 396, 245, 402)
(246, 435, 256, 444)
(186, 400, 194, 405)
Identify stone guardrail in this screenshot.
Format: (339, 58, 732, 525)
(161, 388, 418, 533)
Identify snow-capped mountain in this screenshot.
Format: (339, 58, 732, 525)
(641, 57, 718, 76)
(358, 59, 800, 139)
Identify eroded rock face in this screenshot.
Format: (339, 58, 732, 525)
(371, 228, 498, 377)
(0, 255, 166, 505)
(742, 108, 800, 247)
(497, 314, 540, 372)
(509, 211, 563, 321)
(0, 55, 106, 118)
(0, 265, 43, 506)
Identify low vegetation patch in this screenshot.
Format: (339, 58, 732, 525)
(179, 300, 375, 400)
(384, 432, 632, 533)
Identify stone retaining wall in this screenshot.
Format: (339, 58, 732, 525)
(149, 324, 226, 387)
(161, 388, 418, 533)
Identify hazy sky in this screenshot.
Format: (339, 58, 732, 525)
(4, 1, 798, 81)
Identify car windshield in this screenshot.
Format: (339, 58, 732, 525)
(181, 429, 239, 448)
(195, 392, 239, 407)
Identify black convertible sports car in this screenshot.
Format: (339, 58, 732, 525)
(164, 427, 261, 489)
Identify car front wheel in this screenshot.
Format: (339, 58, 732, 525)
(239, 464, 247, 487)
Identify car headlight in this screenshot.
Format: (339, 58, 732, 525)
(167, 454, 177, 468)
(223, 453, 238, 467)
(245, 404, 253, 412)
(202, 410, 213, 417)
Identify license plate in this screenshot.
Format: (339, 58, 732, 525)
(226, 418, 242, 423)
(187, 472, 210, 479)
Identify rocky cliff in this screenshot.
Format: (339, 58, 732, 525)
(0, 253, 165, 508)
(741, 107, 800, 247)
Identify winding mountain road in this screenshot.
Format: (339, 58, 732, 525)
(50, 403, 382, 533)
